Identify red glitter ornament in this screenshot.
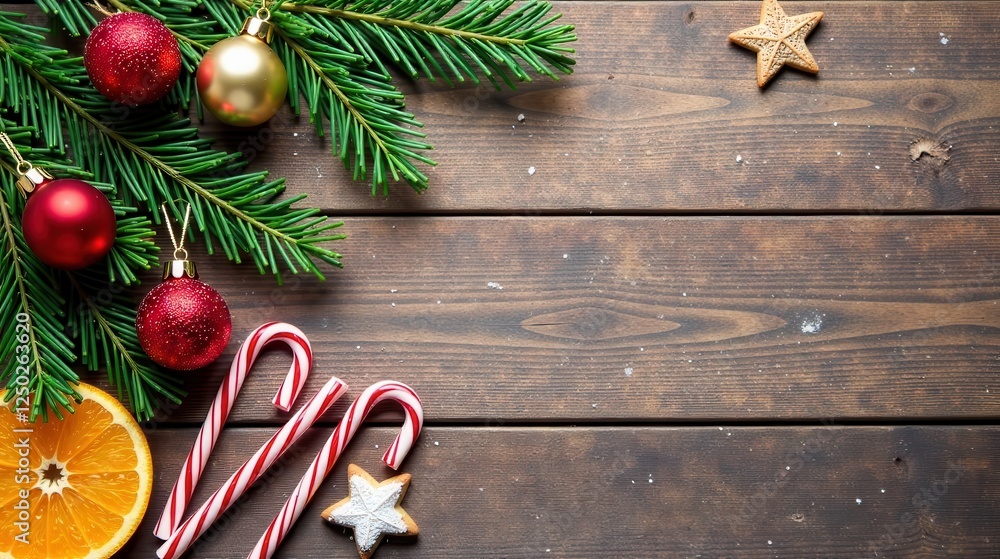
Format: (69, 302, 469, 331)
(136, 261, 232, 371)
(84, 12, 182, 106)
(22, 178, 117, 270)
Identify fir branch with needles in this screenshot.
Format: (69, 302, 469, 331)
(0, 122, 174, 421)
(0, 10, 345, 280)
(35, 0, 577, 194)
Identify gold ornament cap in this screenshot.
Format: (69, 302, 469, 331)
(0, 131, 52, 196)
(241, 9, 275, 43)
(163, 259, 198, 280)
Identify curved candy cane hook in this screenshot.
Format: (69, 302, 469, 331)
(248, 380, 424, 559)
(153, 322, 315, 540)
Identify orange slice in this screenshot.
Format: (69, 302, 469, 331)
(0, 383, 152, 559)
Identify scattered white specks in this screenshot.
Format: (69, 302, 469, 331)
(736, 154, 743, 163)
(786, 466, 791, 470)
(479, 487, 484, 492)
(648, 478, 653, 484)
(563, 254, 569, 259)
(356, 345, 361, 349)
(881, 489, 886, 493)
(856, 498, 863, 505)
(624, 367, 634, 377)
(768, 541, 773, 545)
(375, 444, 379, 449)
(833, 122, 838, 127)
(592, 403, 598, 408)
(528, 166, 536, 176)
(293, 152, 298, 156)
(836, 152, 841, 156)
(293, 133, 299, 137)
(391, 303, 396, 307)
(727, 432, 732, 436)
(517, 113, 525, 122)
(801, 314, 824, 334)
(437, 300, 442, 304)
(875, 165, 881, 170)
(682, 292, 687, 297)
(939, 33, 949, 45)
(390, 289, 398, 293)
(434, 441, 439, 446)
(909, 67, 916, 74)
(487, 282, 504, 290)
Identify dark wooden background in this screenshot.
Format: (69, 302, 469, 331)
(8, 1, 1000, 557)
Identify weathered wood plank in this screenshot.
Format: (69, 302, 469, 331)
(5, 2, 999, 212)
(202, 1, 1000, 212)
(119, 426, 1000, 558)
(84, 216, 999, 424)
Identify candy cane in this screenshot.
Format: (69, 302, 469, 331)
(154, 322, 316, 540)
(157, 376, 347, 559)
(248, 380, 424, 559)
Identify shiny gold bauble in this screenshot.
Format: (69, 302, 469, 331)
(197, 34, 288, 127)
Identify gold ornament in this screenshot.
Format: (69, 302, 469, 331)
(197, 7, 288, 126)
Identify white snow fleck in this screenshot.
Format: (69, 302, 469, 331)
(528, 166, 536, 176)
(833, 122, 838, 126)
(909, 67, 916, 73)
(856, 498, 862, 505)
(517, 113, 525, 122)
(941, 37, 949, 45)
(881, 489, 886, 493)
(624, 367, 633, 377)
(768, 541, 773, 545)
(293, 133, 299, 137)
(801, 315, 824, 334)
(875, 165, 881, 170)
(736, 154, 743, 163)
(434, 441, 440, 446)
(563, 254, 569, 259)
(390, 289, 398, 293)
(487, 282, 504, 290)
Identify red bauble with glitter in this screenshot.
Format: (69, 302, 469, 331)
(136, 262, 232, 371)
(22, 178, 117, 270)
(84, 12, 182, 106)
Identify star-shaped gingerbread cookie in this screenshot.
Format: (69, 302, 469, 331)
(322, 464, 418, 559)
(729, 0, 823, 87)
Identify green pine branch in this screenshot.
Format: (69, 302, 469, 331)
(0, 153, 80, 422)
(0, 121, 178, 421)
(0, 12, 345, 281)
(35, 0, 576, 194)
(66, 270, 185, 422)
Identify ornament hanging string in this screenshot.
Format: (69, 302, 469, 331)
(161, 201, 191, 261)
(0, 132, 33, 175)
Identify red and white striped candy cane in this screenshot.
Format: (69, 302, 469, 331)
(153, 322, 315, 540)
(248, 380, 424, 559)
(157, 376, 347, 559)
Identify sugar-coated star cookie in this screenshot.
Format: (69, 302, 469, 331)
(322, 464, 419, 559)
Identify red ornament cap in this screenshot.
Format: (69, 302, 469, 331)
(85, 12, 182, 106)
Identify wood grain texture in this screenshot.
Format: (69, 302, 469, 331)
(120, 426, 1000, 558)
(187, 1, 1000, 213)
(80, 216, 999, 425)
(5, 3, 999, 212)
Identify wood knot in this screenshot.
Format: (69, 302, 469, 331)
(909, 138, 951, 168)
(685, 10, 696, 24)
(907, 92, 953, 114)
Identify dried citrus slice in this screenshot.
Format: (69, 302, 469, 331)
(0, 383, 152, 559)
